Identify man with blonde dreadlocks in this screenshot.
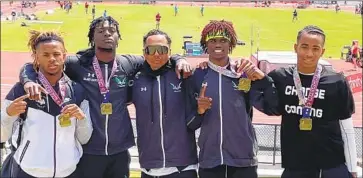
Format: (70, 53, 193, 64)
(187, 20, 269, 178)
(1, 30, 93, 178)
(18, 16, 192, 178)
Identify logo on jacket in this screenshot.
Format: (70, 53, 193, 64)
(36, 98, 46, 105)
(194, 92, 199, 100)
(61, 97, 72, 105)
(83, 72, 97, 82)
(140, 87, 147, 92)
(170, 82, 182, 92)
(35, 97, 46, 109)
(232, 81, 238, 90)
(114, 76, 134, 88)
(135, 72, 141, 79)
(114, 76, 127, 88)
(87, 73, 95, 78)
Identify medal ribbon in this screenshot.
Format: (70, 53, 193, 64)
(38, 72, 67, 108)
(293, 65, 322, 117)
(92, 56, 118, 95)
(208, 60, 246, 78)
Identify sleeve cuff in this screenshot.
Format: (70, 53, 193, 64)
(76, 118, 88, 128)
(251, 76, 274, 91)
(1, 109, 18, 125)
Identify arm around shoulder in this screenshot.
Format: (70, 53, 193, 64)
(74, 84, 93, 145)
(19, 62, 37, 85)
(250, 71, 281, 116)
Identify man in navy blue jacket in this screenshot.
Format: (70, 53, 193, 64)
(131, 29, 198, 178)
(186, 20, 266, 178)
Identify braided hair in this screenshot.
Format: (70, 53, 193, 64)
(200, 20, 238, 53)
(143, 29, 172, 46)
(297, 25, 325, 45)
(27, 30, 65, 71)
(87, 16, 121, 48)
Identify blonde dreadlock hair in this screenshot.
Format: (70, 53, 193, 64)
(27, 30, 66, 71)
(200, 20, 238, 53)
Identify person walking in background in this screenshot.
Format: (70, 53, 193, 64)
(155, 12, 161, 29)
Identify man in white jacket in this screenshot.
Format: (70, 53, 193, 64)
(1, 30, 93, 178)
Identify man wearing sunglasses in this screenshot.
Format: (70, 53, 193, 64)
(131, 29, 199, 178)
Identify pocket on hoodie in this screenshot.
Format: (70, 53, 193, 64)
(19, 140, 30, 163)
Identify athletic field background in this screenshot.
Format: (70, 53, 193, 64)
(1, 2, 362, 58)
(1, 2, 362, 177)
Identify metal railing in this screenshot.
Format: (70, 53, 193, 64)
(2, 121, 362, 167)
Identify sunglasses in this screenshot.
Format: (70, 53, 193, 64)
(143, 45, 169, 55)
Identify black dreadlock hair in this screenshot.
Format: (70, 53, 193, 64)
(200, 20, 238, 53)
(143, 29, 172, 46)
(297, 25, 326, 45)
(87, 16, 121, 48)
(27, 30, 66, 71)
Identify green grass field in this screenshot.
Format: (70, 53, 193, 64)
(1, 4, 362, 58)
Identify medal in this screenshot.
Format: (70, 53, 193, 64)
(299, 118, 312, 131)
(238, 78, 251, 92)
(92, 56, 118, 116)
(101, 103, 113, 115)
(59, 113, 71, 127)
(300, 107, 312, 131)
(293, 65, 322, 131)
(39, 72, 73, 127)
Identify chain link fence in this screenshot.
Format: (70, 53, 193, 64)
(2, 120, 362, 167)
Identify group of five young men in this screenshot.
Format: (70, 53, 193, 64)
(1, 15, 357, 178)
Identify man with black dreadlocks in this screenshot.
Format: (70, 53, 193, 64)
(18, 16, 192, 178)
(186, 20, 270, 178)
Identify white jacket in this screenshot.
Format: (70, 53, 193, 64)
(1, 81, 93, 178)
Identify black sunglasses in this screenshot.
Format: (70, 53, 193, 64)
(143, 45, 169, 55)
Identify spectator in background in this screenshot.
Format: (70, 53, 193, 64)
(11, 9, 16, 23)
(155, 12, 161, 30)
(103, 10, 107, 18)
(92, 5, 96, 20)
(335, 4, 340, 13)
(200, 4, 204, 16)
(174, 4, 178, 16)
(85, 2, 89, 14)
(292, 9, 298, 22)
(351, 40, 360, 70)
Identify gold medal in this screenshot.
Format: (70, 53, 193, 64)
(101, 103, 113, 115)
(299, 118, 312, 131)
(298, 100, 304, 106)
(59, 113, 71, 127)
(238, 78, 251, 92)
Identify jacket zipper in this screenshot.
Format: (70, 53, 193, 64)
(53, 115, 57, 178)
(50, 95, 56, 178)
(19, 140, 30, 163)
(157, 76, 166, 167)
(219, 73, 224, 165)
(105, 64, 109, 155)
